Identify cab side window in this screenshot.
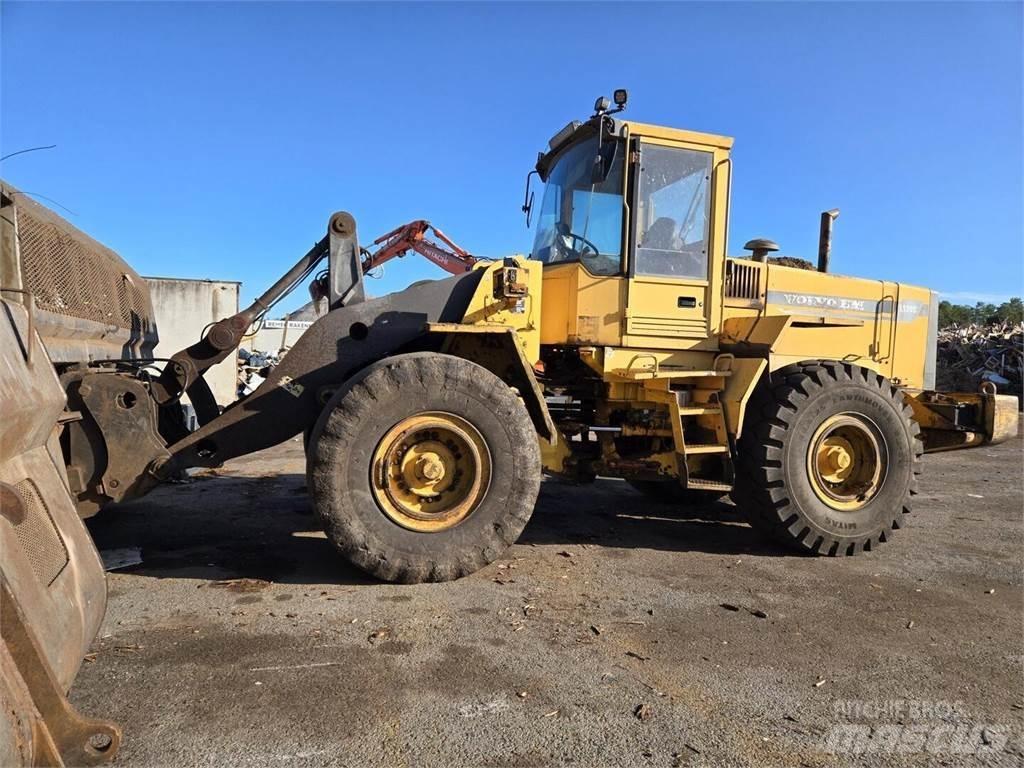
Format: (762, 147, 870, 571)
(634, 145, 713, 279)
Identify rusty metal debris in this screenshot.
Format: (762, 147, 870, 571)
(719, 602, 768, 619)
(207, 578, 271, 593)
(367, 627, 392, 644)
(936, 321, 1023, 398)
(633, 703, 653, 721)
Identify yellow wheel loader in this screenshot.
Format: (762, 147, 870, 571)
(5, 93, 1019, 599)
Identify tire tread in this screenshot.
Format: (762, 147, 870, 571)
(732, 361, 923, 556)
(308, 353, 541, 583)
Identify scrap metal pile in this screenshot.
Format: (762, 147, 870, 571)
(238, 348, 281, 397)
(935, 322, 1023, 400)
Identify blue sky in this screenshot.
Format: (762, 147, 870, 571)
(2, 1, 1021, 315)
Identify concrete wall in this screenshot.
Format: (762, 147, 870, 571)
(145, 277, 240, 407)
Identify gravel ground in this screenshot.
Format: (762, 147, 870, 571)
(73, 422, 1023, 767)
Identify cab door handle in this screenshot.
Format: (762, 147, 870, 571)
(677, 296, 697, 308)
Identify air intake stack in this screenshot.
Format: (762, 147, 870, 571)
(743, 238, 779, 263)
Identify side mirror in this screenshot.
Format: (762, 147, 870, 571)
(522, 170, 537, 227)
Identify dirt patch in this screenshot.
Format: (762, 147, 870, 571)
(75, 430, 1024, 767)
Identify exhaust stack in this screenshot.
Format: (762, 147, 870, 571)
(817, 209, 840, 273)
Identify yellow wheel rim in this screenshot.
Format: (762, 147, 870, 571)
(371, 412, 491, 532)
(806, 413, 888, 512)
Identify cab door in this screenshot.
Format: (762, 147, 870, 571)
(624, 139, 716, 347)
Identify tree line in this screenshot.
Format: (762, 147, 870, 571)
(937, 297, 1022, 328)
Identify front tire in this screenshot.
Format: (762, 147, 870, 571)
(733, 361, 922, 556)
(307, 353, 541, 583)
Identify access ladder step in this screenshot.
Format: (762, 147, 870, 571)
(685, 478, 733, 492)
(612, 367, 733, 381)
(678, 405, 721, 416)
(664, 368, 732, 378)
(684, 443, 730, 455)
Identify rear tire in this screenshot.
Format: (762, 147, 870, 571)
(307, 353, 541, 583)
(732, 361, 922, 556)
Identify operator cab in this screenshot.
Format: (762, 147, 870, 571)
(530, 128, 624, 277)
(527, 92, 734, 349)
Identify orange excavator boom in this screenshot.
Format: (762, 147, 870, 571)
(361, 220, 478, 275)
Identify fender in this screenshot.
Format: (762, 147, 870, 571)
(425, 323, 556, 443)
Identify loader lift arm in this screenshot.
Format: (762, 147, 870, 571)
(361, 220, 479, 276)
(152, 217, 476, 422)
(151, 211, 364, 420)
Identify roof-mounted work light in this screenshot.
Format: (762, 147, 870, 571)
(594, 89, 628, 117)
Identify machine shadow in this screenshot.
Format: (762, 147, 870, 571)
(86, 473, 793, 587)
(520, 478, 794, 558)
(85, 472, 377, 587)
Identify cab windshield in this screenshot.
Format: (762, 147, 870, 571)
(530, 138, 624, 276)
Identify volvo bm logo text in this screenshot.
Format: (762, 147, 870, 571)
(781, 293, 868, 312)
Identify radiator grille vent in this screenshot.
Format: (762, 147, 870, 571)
(725, 259, 762, 300)
(10, 479, 69, 587)
(627, 315, 709, 338)
(15, 196, 152, 329)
